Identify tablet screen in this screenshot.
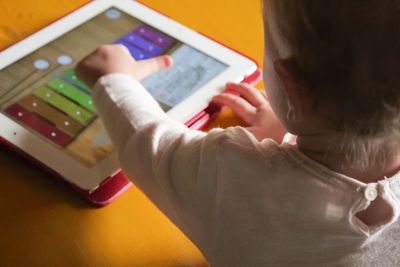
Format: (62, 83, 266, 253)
(0, 8, 227, 167)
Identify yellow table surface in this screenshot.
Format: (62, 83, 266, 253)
(0, 1, 264, 266)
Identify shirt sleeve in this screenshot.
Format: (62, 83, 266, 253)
(92, 73, 226, 246)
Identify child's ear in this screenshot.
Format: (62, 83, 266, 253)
(273, 59, 311, 122)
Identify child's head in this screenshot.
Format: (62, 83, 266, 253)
(263, 0, 400, 163)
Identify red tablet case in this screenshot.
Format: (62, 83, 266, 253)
(0, 2, 262, 206)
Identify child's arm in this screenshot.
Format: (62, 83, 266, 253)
(212, 83, 287, 143)
(77, 45, 230, 245)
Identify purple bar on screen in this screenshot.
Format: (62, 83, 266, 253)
(123, 32, 163, 56)
(134, 25, 175, 50)
(114, 39, 151, 60)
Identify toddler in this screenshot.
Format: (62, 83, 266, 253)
(77, 0, 400, 266)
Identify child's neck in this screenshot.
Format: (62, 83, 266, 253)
(296, 133, 400, 184)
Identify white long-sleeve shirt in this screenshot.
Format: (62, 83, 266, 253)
(93, 73, 400, 267)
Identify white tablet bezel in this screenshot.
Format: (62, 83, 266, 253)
(0, 0, 257, 190)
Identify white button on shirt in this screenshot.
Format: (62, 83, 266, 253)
(93, 73, 400, 267)
(365, 184, 378, 201)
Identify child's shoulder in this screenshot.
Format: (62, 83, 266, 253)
(209, 126, 281, 153)
(208, 126, 293, 169)
(211, 127, 356, 189)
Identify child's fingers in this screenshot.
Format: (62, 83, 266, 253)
(213, 94, 256, 124)
(135, 55, 173, 80)
(226, 82, 267, 107)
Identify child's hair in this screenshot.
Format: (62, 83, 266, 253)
(264, 0, 400, 166)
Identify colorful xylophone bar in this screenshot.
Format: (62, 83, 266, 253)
(5, 70, 95, 147)
(114, 24, 176, 60)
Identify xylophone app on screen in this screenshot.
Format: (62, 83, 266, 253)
(0, 8, 227, 167)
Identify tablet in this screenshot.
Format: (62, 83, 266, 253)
(0, 0, 257, 204)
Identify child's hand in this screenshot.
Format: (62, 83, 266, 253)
(76, 44, 173, 87)
(212, 83, 287, 142)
